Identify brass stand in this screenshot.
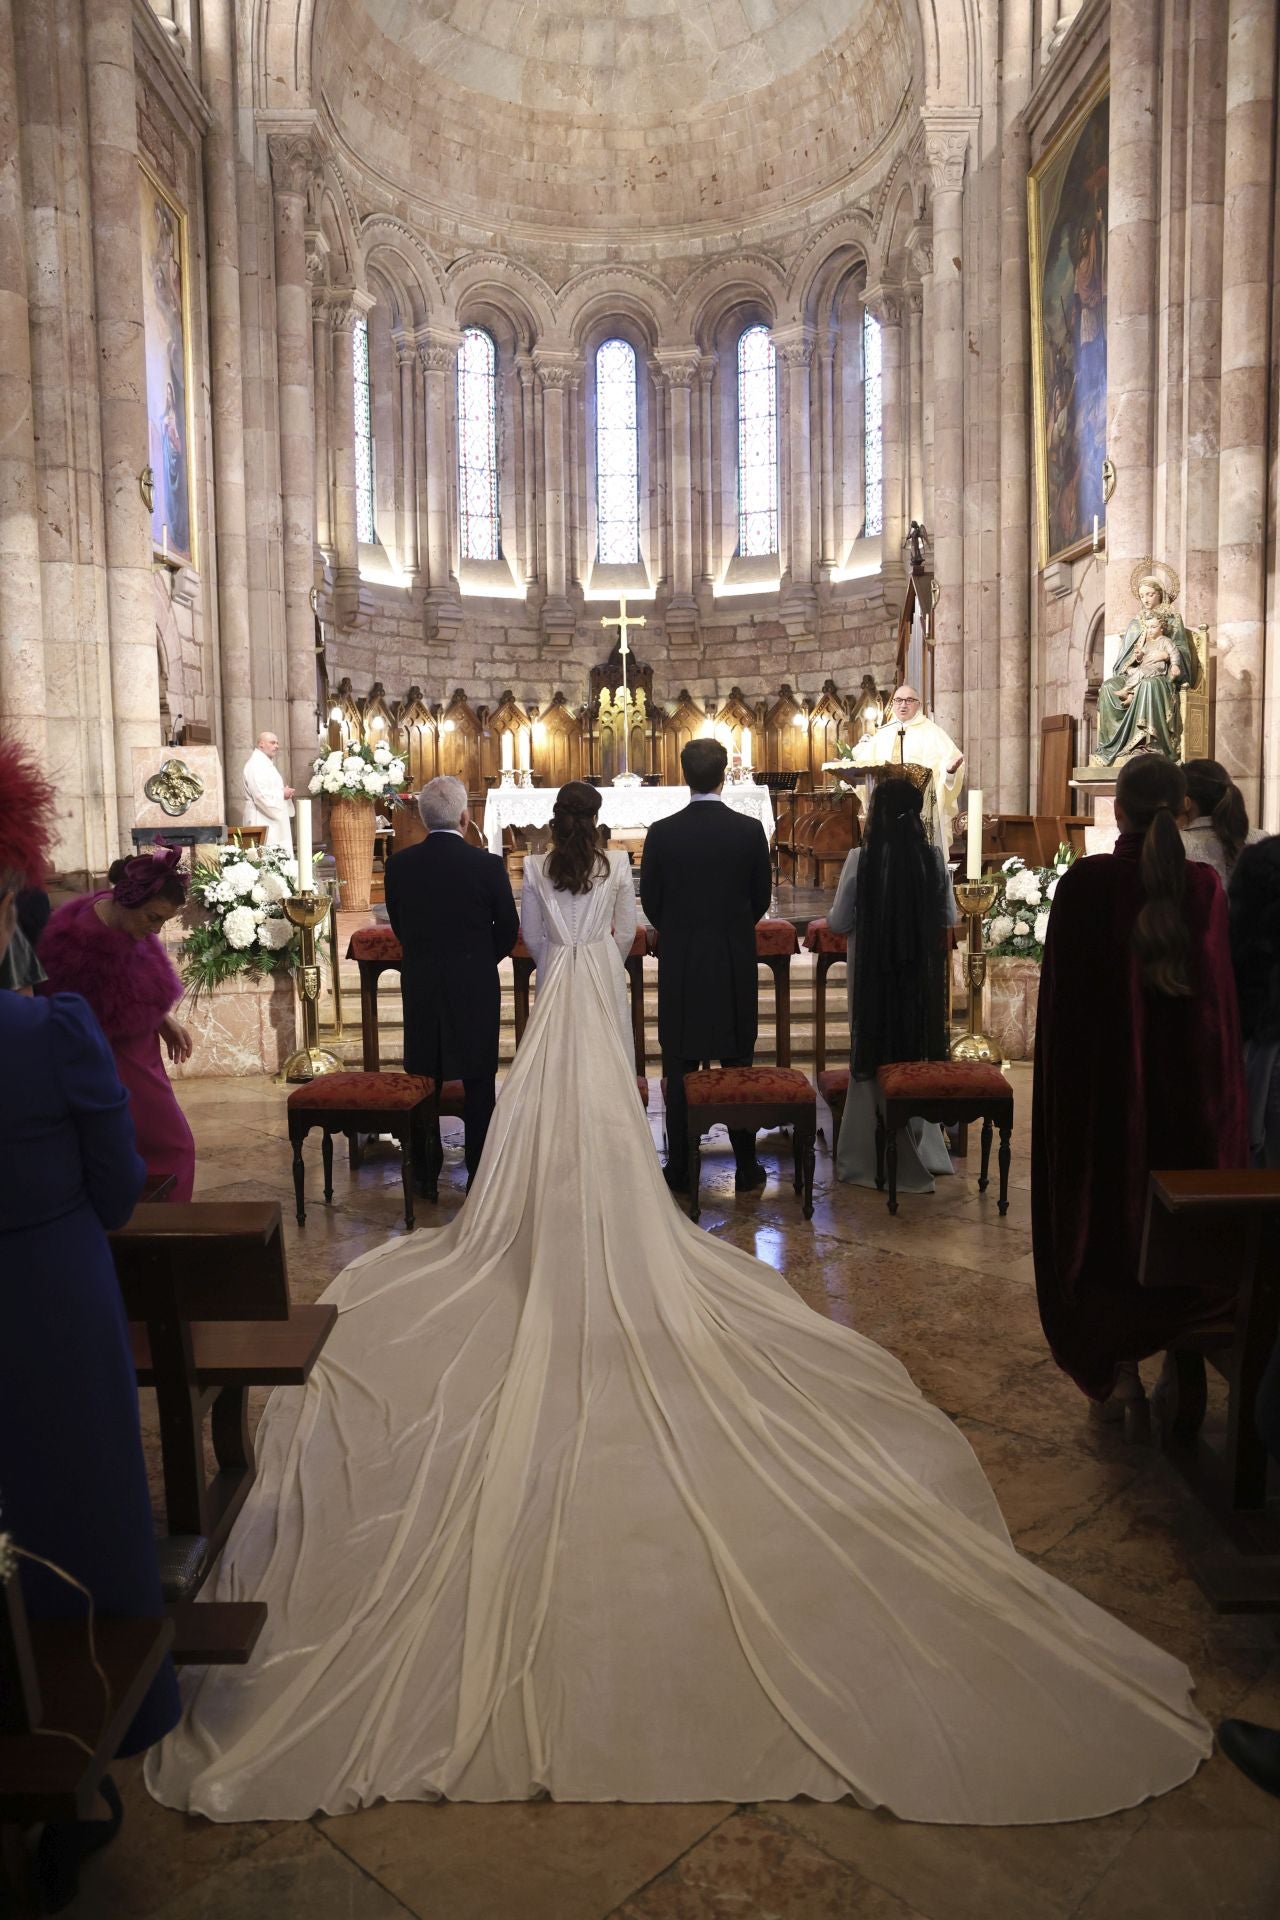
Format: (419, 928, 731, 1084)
(950, 877, 1000, 1064)
(280, 892, 341, 1083)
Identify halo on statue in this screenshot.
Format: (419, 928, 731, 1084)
(1130, 557, 1181, 604)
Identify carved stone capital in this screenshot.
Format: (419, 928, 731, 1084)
(515, 350, 535, 389)
(698, 352, 719, 388)
(533, 352, 580, 392)
(909, 241, 934, 281)
(862, 284, 903, 328)
(417, 328, 464, 376)
(772, 326, 815, 370)
(653, 351, 700, 390)
(328, 287, 376, 332)
(305, 228, 330, 287)
(922, 115, 975, 194)
(393, 331, 417, 369)
(268, 130, 322, 200)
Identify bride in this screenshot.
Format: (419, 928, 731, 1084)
(148, 781, 1210, 1824)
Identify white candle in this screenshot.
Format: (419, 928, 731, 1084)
(966, 789, 983, 878)
(517, 726, 530, 770)
(742, 727, 753, 767)
(501, 729, 513, 769)
(296, 797, 313, 891)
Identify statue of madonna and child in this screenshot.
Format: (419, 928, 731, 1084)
(1092, 566, 1201, 766)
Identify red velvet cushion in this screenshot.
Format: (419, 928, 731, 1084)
(804, 917, 846, 955)
(437, 1079, 467, 1116)
(755, 918, 799, 956)
(288, 1071, 434, 1112)
(636, 1076, 649, 1106)
(816, 1068, 850, 1100)
(876, 1061, 1012, 1102)
(346, 926, 403, 964)
(685, 1067, 815, 1107)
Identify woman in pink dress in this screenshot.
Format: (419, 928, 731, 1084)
(39, 846, 196, 1201)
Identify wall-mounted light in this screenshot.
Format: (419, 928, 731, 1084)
(793, 711, 807, 728)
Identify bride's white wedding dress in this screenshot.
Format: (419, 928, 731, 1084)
(147, 851, 1210, 1824)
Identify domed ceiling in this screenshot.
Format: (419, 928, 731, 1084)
(315, 0, 916, 236)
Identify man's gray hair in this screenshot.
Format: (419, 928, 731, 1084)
(418, 774, 469, 830)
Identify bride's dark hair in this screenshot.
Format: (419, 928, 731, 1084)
(546, 781, 608, 896)
(852, 777, 948, 1078)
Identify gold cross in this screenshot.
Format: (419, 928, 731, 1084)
(600, 597, 646, 660)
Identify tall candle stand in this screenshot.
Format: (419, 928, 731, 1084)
(950, 877, 1000, 1064)
(281, 889, 342, 1083)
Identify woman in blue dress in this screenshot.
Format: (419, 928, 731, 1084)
(0, 741, 178, 1904)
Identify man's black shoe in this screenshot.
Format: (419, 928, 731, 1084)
(735, 1161, 769, 1193)
(1218, 1719, 1280, 1798)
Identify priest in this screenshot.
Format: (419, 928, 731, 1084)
(848, 686, 964, 849)
(242, 730, 295, 852)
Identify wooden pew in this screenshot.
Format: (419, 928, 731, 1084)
(1140, 1168, 1280, 1610)
(111, 1202, 336, 1661)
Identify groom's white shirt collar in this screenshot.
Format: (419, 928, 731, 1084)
(689, 792, 722, 803)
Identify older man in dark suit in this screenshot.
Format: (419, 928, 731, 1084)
(384, 775, 519, 1187)
(640, 738, 773, 1194)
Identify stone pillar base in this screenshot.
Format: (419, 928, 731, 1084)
(424, 589, 463, 640)
(540, 595, 577, 640)
(666, 594, 697, 633)
(333, 567, 361, 628)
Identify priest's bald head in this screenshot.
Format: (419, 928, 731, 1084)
(891, 687, 922, 721)
(257, 731, 280, 756)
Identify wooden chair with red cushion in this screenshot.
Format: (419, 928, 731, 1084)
(345, 924, 404, 1072)
(287, 1071, 435, 1230)
(874, 1061, 1014, 1216)
(683, 1067, 817, 1222)
(803, 917, 847, 1075)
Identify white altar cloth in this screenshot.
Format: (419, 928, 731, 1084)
(482, 784, 774, 855)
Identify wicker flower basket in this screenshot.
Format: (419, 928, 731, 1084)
(329, 797, 376, 912)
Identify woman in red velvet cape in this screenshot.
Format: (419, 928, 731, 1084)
(1032, 758, 1247, 1404)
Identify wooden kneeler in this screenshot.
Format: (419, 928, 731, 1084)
(111, 1202, 336, 1662)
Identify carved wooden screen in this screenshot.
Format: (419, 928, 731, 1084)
(329, 677, 364, 754)
(534, 694, 584, 788)
(361, 682, 396, 752)
(392, 690, 438, 790)
(713, 688, 759, 760)
(438, 691, 484, 796)
(762, 686, 810, 777)
(809, 680, 848, 780)
(661, 692, 707, 786)
(1182, 627, 1213, 761)
(483, 691, 532, 784)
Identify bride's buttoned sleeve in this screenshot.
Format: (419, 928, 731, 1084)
(611, 855, 638, 962)
(520, 869, 549, 971)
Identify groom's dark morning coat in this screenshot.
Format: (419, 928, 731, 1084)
(384, 832, 519, 1082)
(640, 800, 773, 1060)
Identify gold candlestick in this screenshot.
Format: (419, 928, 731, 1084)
(950, 877, 1000, 1064)
(280, 892, 342, 1083)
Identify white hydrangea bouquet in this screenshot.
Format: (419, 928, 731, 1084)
(309, 740, 407, 801)
(179, 844, 323, 1000)
(982, 844, 1076, 962)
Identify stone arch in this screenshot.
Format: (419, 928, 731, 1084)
(677, 253, 789, 347)
(445, 254, 556, 345)
(915, 0, 983, 109)
(558, 269, 675, 351)
(359, 217, 445, 329)
(787, 213, 878, 320)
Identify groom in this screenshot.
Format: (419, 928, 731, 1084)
(384, 775, 519, 1187)
(641, 738, 773, 1194)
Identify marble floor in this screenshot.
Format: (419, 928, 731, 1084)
(66, 1066, 1280, 1919)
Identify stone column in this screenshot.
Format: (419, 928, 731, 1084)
(394, 333, 419, 583)
(863, 288, 905, 587)
(1216, 0, 1276, 824)
(999, 2, 1034, 810)
(516, 351, 538, 587)
(267, 128, 322, 787)
(656, 350, 699, 628)
(310, 261, 332, 561)
(534, 350, 576, 635)
(1104, 0, 1161, 636)
(905, 292, 925, 529)
(817, 342, 838, 574)
(910, 238, 935, 547)
(1182, 0, 1227, 628)
(0, 0, 45, 751)
(88, 0, 160, 848)
(923, 119, 972, 740)
(203, 0, 255, 808)
(418, 327, 462, 635)
(774, 326, 815, 611)
(329, 288, 369, 624)
(698, 354, 717, 594)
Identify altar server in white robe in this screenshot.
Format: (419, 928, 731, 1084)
(242, 732, 295, 852)
(850, 686, 965, 849)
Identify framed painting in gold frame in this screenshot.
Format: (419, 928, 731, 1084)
(1028, 76, 1109, 569)
(139, 158, 197, 569)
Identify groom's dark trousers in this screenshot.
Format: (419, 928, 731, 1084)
(384, 830, 519, 1180)
(640, 798, 773, 1180)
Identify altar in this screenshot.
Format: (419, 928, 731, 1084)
(482, 783, 775, 855)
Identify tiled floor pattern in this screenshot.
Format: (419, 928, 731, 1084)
(62, 1065, 1280, 1917)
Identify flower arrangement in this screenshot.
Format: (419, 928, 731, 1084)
(179, 845, 321, 999)
(309, 741, 407, 802)
(982, 845, 1076, 962)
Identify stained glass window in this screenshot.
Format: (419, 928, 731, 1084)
(353, 312, 376, 545)
(595, 338, 640, 565)
(457, 326, 500, 562)
(736, 324, 778, 556)
(863, 307, 883, 539)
